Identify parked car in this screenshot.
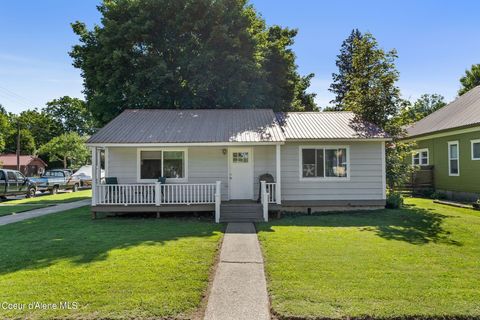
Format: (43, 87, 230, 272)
(0, 169, 37, 199)
(31, 169, 81, 194)
(72, 165, 105, 187)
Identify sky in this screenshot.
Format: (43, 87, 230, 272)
(0, 0, 479, 114)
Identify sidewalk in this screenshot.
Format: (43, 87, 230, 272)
(204, 223, 270, 320)
(0, 199, 91, 226)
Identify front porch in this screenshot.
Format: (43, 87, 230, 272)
(90, 144, 281, 222)
(90, 181, 278, 222)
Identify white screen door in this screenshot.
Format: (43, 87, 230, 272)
(229, 148, 253, 199)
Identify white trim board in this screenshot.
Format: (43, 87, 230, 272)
(471, 139, 480, 160)
(447, 141, 460, 177)
(88, 141, 285, 147)
(406, 126, 480, 142)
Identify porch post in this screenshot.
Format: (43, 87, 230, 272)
(275, 144, 282, 204)
(91, 147, 97, 207)
(261, 180, 269, 222)
(215, 181, 221, 223)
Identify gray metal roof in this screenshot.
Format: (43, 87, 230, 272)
(276, 112, 388, 140)
(406, 86, 480, 137)
(87, 109, 285, 143)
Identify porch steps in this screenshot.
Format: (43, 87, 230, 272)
(219, 202, 263, 223)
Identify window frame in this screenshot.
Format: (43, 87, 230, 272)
(447, 141, 460, 177)
(298, 145, 350, 181)
(136, 148, 188, 183)
(471, 139, 480, 160)
(412, 148, 429, 166)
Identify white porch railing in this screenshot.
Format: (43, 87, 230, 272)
(160, 183, 217, 204)
(95, 182, 221, 206)
(97, 184, 157, 205)
(265, 183, 276, 204)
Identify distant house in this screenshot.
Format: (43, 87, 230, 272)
(0, 154, 47, 177)
(87, 109, 390, 222)
(405, 86, 480, 201)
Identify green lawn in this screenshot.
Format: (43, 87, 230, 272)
(7, 189, 92, 205)
(257, 198, 480, 319)
(0, 204, 50, 217)
(0, 207, 223, 319)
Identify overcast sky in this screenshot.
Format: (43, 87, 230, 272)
(0, 0, 479, 113)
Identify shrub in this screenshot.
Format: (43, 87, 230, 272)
(386, 191, 404, 209)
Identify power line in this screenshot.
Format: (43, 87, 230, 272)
(0, 85, 38, 107)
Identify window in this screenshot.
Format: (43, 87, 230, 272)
(15, 172, 25, 181)
(412, 149, 429, 165)
(448, 141, 459, 176)
(301, 147, 348, 179)
(138, 149, 186, 181)
(7, 172, 16, 181)
(0, 171, 5, 181)
(232, 152, 249, 163)
(471, 139, 480, 160)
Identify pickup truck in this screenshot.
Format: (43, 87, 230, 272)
(0, 169, 37, 199)
(31, 169, 80, 194)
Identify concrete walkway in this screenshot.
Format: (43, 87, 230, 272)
(204, 223, 270, 320)
(0, 199, 91, 226)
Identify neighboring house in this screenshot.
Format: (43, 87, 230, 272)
(0, 154, 47, 177)
(87, 109, 389, 222)
(406, 86, 480, 201)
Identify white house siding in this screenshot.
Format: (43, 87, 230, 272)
(253, 145, 277, 199)
(106, 146, 276, 201)
(106, 142, 383, 203)
(281, 141, 384, 201)
(106, 147, 137, 182)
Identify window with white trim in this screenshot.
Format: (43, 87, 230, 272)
(412, 149, 429, 166)
(301, 147, 348, 179)
(448, 141, 459, 176)
(139, 149, 186, 181)
(471, 139, 480, 160)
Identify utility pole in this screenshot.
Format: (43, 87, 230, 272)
(16, 121, 20, 171)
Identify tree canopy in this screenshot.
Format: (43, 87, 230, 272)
(38, 132, 90, 169)
(398, 94, 446, 125)
(329, 29, 363, 111)
(44, 96, 96, 135)
(70, 0, 316, 124)
(459, 64, 480, 96)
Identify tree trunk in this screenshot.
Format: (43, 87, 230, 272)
(63, 156, 67, 169)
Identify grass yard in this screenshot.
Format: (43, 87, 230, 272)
(257, 198, 480, 319)
(7, 189, 92, 205)
(0, 206, 223, 319)
(0, 204, 50, 217)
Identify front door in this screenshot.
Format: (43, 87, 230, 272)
(229, 148, 253, 199)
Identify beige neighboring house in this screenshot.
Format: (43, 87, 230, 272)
(87, 109, 389, 222)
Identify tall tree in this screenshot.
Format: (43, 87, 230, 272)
(38, 132, 90, 169)
(333, 32, 413, 192)
(328, 29, 363, 111)
(343, 33, 401, 134)
(459, 64, 480, 96)
(399, 93, 446, 125)
(71, 0, 316, 124)
(44, 96, 96, 135)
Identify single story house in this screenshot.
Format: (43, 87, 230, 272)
(0, 154, 47, 177)
(405, 85, 480, 201)
(87, 109, 389, 222)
